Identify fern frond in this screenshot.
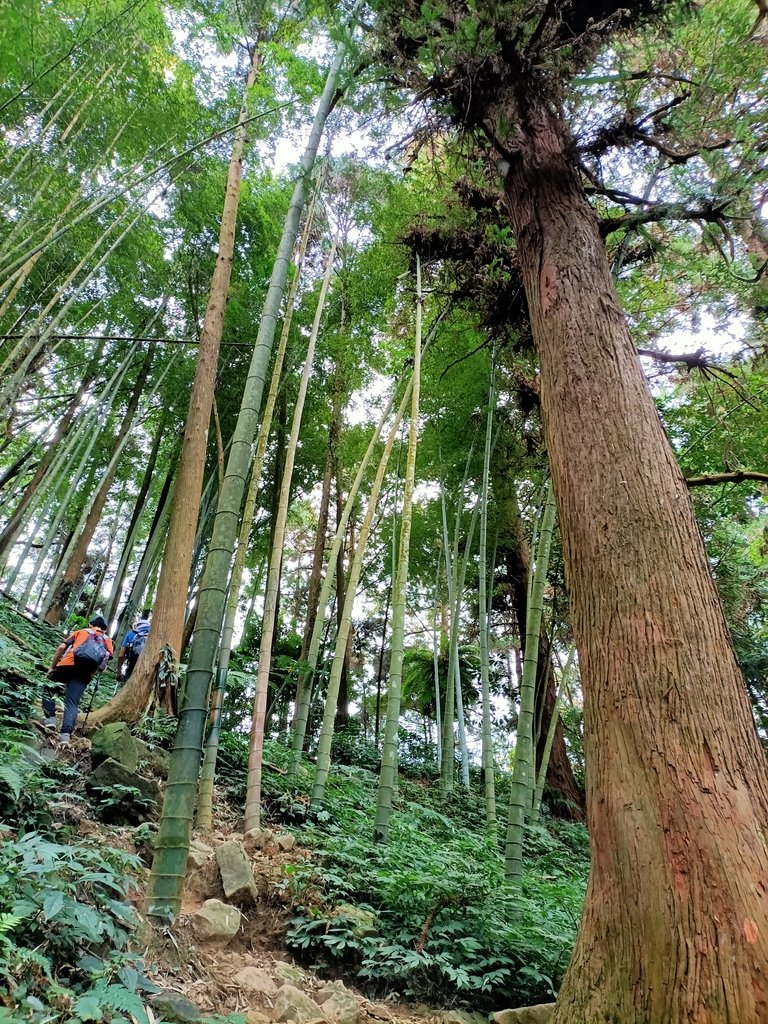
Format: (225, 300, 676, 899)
(0, 765, 23, 798)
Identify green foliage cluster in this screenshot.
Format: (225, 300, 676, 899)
(283, 764, 586, 1008)
(201, 731, 587, 1010)
(89, 785, 158, 826)
(0, 830, 153, 1024)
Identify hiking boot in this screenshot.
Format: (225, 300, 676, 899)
(43, 717, 57, 729)
(59, 733, 71, 745)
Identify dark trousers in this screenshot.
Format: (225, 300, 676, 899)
(42, 667, 89, 734)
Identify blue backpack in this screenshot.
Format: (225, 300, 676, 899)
(129, 620, 151, 658)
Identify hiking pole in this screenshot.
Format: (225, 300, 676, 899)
(82, 671, 103, 731)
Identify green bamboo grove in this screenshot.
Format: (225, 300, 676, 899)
(3, 1, 768, 1015)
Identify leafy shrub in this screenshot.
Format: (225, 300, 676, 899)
(283, 765, 587, 1009)
(0, 724, 83, 833)
(0, 831, 155, 1023)
(89, 785, 157, 825)
(136, 710, 177, 751)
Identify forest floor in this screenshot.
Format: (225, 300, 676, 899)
(0, 600, 588, 1023)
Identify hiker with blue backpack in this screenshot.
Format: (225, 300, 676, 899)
(117, 609, 151, 680)
(42, 615, 114, 743)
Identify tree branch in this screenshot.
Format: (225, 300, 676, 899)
(600, 200, 732, 236)
(686, 471, 768, 487)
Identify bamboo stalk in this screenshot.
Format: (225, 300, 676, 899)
(373, 255, 422, 844)
(479, 356, 497, 829)
(504, 479, 557, 886)
(243, 234, 338, 831)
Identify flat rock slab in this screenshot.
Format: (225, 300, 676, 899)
(321, 990, 358, 1024)
(247, 1013, 272, 1024)
(244, 827, 275, 853)
(273, 961, 305, 986)
(216, 840, 257, 905)
(90, 722, 139, 771)
(441, 1013, 487, 1024)
(234, 966, 279, 998)
(188, 838, 215, 871)
(190, 898, 242, 944)
(273, 985, 327, 1024)
(150, 991, 201, 1023)
(85, 757, 160, 822)
(492, 1005, 556, 1024)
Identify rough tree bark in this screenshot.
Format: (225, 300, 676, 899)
(92, 44, 262, 724)
(504, 97, 768, 1023)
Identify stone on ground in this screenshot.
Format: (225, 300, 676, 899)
(90, 723, 139, 771)
(319, 986, 358, 1024)
(188, 838, 215, 871)
(315, 981, 348, 1005)
(274, 833, 296, 851)
(216, 840, 257, 905)
(441, 1012, 486, 1024)
(150, 991, 201, 1022)
(244, 827, 275, 853)
(247, 1012, 272, 1024)
(135, 736, 170, 776)
(85, 757, 160, 822)
(273, 961, 305, 986)
(491, 1005, 556, 1024)
(273, 985, 327, 1024)
(190, 898, 242, 943)
(337, 904, 377, 938)
(234, 966, 279, 998)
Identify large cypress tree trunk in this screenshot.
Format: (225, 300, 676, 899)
(103, 42, 262, 721)
(504, 99, 768, 1024)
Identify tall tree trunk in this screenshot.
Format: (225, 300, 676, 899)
(145, 40, 351, 912)
(504, 101, 768, 1022)
(333, 477, 351, 732)
(98, 43, 262, 726)
(498, 482, 584, 819)
(431, 573, 442, 772)
(196, 188, 320, 828)
(20, 345, 136, 604)
(115, 460, 177, 643)
(374, 582, 391, 746)
(0, 363, 97, 561)
(531, 646, 575, 825)
(373, 256, 422, 844)
(288, 381, 401, 777)
(301, 450, 333, 661)
(310, 380, 414, 808)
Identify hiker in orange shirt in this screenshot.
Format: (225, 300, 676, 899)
(42, 615, 114, 743)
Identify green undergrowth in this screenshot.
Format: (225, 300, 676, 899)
(219, 732, 589, 1011)
(0, 602, 587, 1015)
(0, 828, 155, 1024)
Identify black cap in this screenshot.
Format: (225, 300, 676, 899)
(90, 616, 108, 630)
